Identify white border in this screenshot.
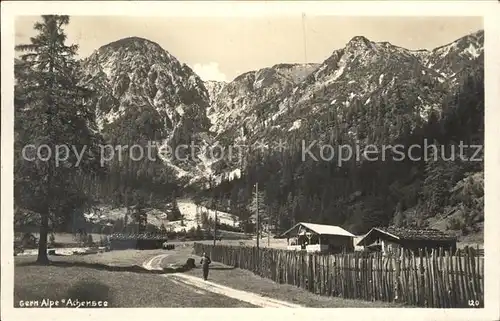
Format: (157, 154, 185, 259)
(2, 1, 499, 321)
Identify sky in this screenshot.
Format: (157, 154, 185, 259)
(15, 16, 483, 82)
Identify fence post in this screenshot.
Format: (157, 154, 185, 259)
(418, 248, 425, 306)
(394, 248, 401, 302)
(308, 254, 314, 292)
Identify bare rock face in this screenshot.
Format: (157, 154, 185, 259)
(80, 36, 214, 183)
(82, 37, 210, 132)
(207, 63, 320, 136)
(204, 80, 227, 106)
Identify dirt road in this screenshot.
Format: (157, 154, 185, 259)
(143, 254, 303, 308)
(165, 273, 303, 308)
(142, 253, 170, 270)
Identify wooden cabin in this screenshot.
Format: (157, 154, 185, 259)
(278, 222, 355, 253)
(356, 226, 457, 255)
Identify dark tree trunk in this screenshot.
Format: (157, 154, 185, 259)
(36, 212, 49, 264)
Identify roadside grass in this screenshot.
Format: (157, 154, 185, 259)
(14, 262, 255, 307)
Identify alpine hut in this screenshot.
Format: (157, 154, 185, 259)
(278, 222, 355, 253)
(356, 226, 457, 254)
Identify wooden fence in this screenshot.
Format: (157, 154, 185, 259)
(193, 243, 484, 308)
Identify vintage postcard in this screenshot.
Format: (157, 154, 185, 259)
(1, 1, 499, 321)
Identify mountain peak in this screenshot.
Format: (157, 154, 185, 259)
(346, 35, 376, 52)
(347, 35, 372, 46)
(98, 36, 164, 53)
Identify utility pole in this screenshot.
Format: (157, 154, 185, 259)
(213, 176, 217, 246)
(255, 182, 259, 250)
(214, 205, 218, 246)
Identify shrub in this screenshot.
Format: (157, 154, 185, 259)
(65, 280, 112, 307)
(185, 258, 195, 269)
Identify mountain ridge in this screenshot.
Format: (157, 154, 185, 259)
(81, 29, 483, 189)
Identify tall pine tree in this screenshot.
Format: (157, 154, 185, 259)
(15, 15, 103, 264)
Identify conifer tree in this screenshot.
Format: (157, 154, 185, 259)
(247, 189, 268, 235)
(15, 15, 102, 264)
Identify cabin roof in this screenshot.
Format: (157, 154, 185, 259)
(356, 226, 457, 246)
(279, 222, 355, 238)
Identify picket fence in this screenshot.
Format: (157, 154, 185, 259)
(193, 243, 484, 308)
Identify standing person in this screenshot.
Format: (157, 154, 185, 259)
(200, 252, 211, 280)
